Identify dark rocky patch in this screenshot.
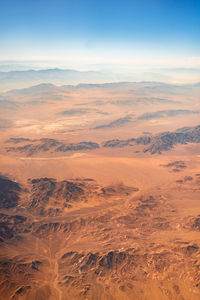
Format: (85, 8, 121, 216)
(0, 223, 15, 241)
(176, 180, 184, 183)
(0, 175, 21, 209)
(191, 216, 200, 231)
(14, 286, 31, 296)
(31, 260, 42, 271)
(184, 176, 193, 181)
(0, 214, 27, 242)
(135, 135, 152, 145)
(100, 184, 138, 196)
(172, 168, 180, 172)
(162, 160, 186, 169)
(181, 245, 199, 255)
(30, 178, 85, 211)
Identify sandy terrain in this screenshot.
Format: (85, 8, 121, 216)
(0, 82, 200, 299)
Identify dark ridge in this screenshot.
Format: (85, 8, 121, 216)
(143, 125, 200, 154)
(102, 125, 200, 154)
(102, 136, 151, 148)
(56, 141, 99, 152)
(113, 97, 178, 106)
(61, 109, 88, 115)
(5, 124, 200, 155)
(27, 178, 138, 218)
(138, 109, 200, 120)
(29, 178, 85, 213)
(103, 139, 135, 148)
(30, 177, 56, 184)
(6, 139, 99, 155)
(6, 138, 62, 155)
(7, 137, 32, 143)
(161, 161, 186, 169)
(94, 115, 132, 129)
(6, 144, 33, 153)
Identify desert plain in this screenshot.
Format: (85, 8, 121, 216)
(0, 81, 200, 299)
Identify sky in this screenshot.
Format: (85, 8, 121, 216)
(0, 0, 200, 68)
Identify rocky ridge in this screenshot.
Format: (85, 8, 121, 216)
(5, 125, 200, 156)
(0, 175, 200, 299)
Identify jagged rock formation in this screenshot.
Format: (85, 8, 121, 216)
(29, 178, 88, 215)
(0, 174, 200, 299)
(103, 138, 135, 148)
(58, 245, 200, 300)
(6, 138, 99, 155)
(0, 175, 21, 209)
(143, 125, 200, 154)
(103, 125, 200, 154)
(0, 214, 27, 242)
(103, 136, 151, 148)
(5, 125, 200, 156)
(55, 142, 99, 152)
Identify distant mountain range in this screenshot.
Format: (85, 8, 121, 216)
(1, 68, 200, 92)
(0, 68, 129, 91)
(2, 80, 200, 97)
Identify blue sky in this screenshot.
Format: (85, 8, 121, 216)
(0, 0, 200, 67)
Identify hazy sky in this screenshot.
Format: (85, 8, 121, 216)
(1, 0, 200, 67)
